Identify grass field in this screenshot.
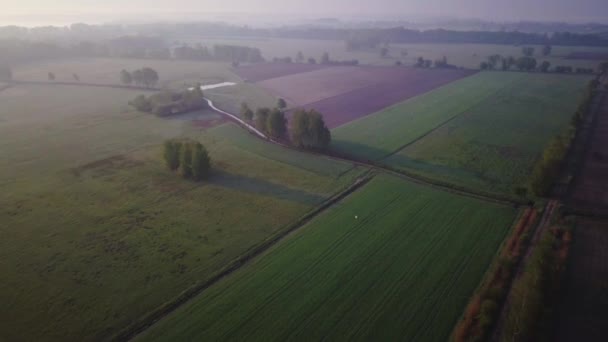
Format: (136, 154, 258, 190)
(0, 83, 365, 341)
(138, 174, 517, 342)
(209, 123, 356, 177)
(13, 57, 240, 88)
(331, 72, 591, 193)
(181, 36, 608, 69)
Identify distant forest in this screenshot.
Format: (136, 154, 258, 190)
(1, 21, 608, 66)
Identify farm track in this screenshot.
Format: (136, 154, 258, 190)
(9, 79, 524, 206)
(112, 174, 374, 342)
(490, 199, 559, 342)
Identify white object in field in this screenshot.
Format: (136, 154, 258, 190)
(188, 82, 237, 91)
(355, 215, 358, 219)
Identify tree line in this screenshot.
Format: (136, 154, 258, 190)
(120, 68, 159, 88)
(342, 28, 608, 49)
(478, 47, 598, 73)
(240, 98, 331, 150)
(130, 86, 207, 116)
(163, 139, 211, 181)
(175, 44, 264, 63)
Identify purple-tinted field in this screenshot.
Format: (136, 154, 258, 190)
(257, 66, 397, 105)
(300, 68, 475, 128)
(237, 63, 474, 128)
(235, 63, 327, 82)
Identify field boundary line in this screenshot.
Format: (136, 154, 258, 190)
(111, 173, 375, 342)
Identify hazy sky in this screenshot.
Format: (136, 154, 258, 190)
(2, 0, 608, 23)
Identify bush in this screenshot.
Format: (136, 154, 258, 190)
(130, 87, 207, 116)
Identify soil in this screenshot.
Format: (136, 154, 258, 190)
(568, 88, 608, 213)
(553, 218, 608, 342)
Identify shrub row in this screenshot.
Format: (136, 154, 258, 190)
(453, 208, 537, 342)
(130, 87, 207, 116)
(500, 225, 571, 342)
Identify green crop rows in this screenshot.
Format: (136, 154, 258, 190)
(139, 174, 517, 342)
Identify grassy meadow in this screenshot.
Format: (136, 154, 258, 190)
(0, 83, 364, 341)
(331, 71, 591, 194)
(387, 73, 591, 193)
(138, 174, 517, 342)
(13, 58, 240, 88)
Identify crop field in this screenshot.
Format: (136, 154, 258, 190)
(0, 83, 365, 341)
(138, 174, 517, 342)
(184, 36, 608, 69)
(332, 72, 592, 193)
(236, 64, 473, 128)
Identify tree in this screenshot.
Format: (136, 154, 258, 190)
(191, 142, 211, 181)
(542, 45, 552, 56)
(434, 56, 448, 68)
(506, 56, 516, 69)
(480, 61, 489, 70)
(501, 58, 509, 71)
(255, 107, 271, 133)
(599, 61, 608, 74)
(73, 73, 80, 81)
(120, 70, 132, 86)
(522, 46, 535, 57)
(132, 69, 143, 86)
(321, 52, 330, 64)
(0, 65, 12, 81)
(163, 140, 181, 171)
(48, 72, 55, 81)
(141, 67, 159, 88)
(290, 109, 331, 150)
(415, 57, 424, 67)
(540, 61, 551, 72)
(487, 55, 501, 70)
(266, 108, 287, 139)
(308, 57, 317, 64)
(516, 57, 537, 71)
(130, 94, 152, 112)
(277, 98, 287, 110)
(179, 142, 193, 179)
(240, 102, 253, 121)
(380, 47, 389, 58)
(296, 51, 304, 63)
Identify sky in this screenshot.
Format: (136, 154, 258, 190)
(1, 0, 608, 24)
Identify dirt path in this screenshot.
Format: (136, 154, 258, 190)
(490, 199, 559, 342)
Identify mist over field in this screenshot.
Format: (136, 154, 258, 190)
(2, 0, 608, 26)
(2, 1, 608, 342)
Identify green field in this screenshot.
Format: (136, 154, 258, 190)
(181, 36, 608, 69)
(209, 123, 355, 177)
(0, 83, 365, 341)
(138, 174, 517, 342)
(332, 72, 591, 193)
(386, 73, 591, 193)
